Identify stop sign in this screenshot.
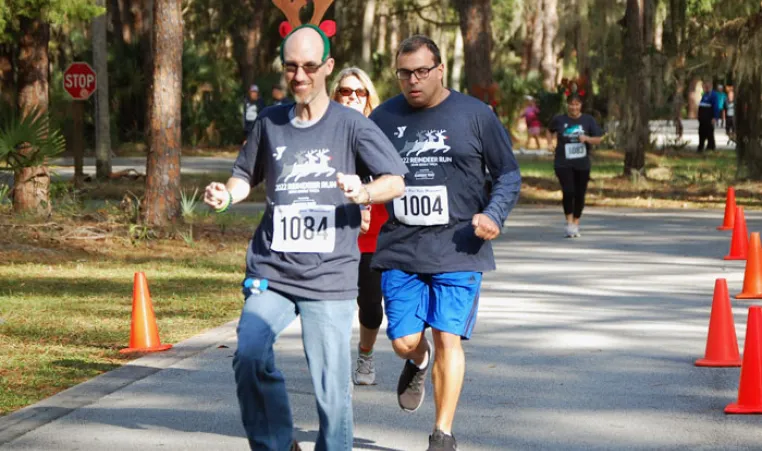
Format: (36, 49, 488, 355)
(63, 62, 97, 100)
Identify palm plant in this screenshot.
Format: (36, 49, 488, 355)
(0, 105, 67, 212)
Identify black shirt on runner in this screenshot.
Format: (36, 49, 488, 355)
(369, 91, 521, 274)
(231, 102, 408, 300)
(548, 114, 603, 170)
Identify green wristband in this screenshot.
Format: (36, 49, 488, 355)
(216, 190, 233, 213)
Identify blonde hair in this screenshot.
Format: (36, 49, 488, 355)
(330, 67, 380, 117)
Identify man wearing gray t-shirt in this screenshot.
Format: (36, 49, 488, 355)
(204, 26, 407, 451)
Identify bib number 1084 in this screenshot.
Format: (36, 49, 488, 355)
(271, 204, 335, 253)
(393, 186, 449, 226)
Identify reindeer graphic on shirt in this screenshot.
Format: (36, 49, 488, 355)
(399, 129, 450, 156)
(280, 148, 336, 182)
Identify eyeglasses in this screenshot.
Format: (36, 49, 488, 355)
(395, 64, 439, 81)
(284, 60, 327, 75)
(337, 87, 369, 98)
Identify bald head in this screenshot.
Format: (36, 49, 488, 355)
(282, 26, 335, 106)
(283, 26, 328, 64)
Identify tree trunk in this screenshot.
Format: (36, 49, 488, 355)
(389, 11, 400, 58)
(93, 0, 112, 179)
(376, 1, 388, 58)
(14, 17, 51, 216)
(530, 5, 544, 74)
(455, 0, 495, 103)
(110, 0, 126, 46)
(621, 0, 653, 177)
(0, 43, 14, 107)
(361, 0, 376, 73)
(666, 0, 686, 136)
(541, 0, 558, 91)
(576, 0, 593, 111)
(736, 76, 762, 179)
(141, 0, 154, 143)
(450, 27, 464, 91)
(143, 0, 182, 226)
(228, 0, 265, 90)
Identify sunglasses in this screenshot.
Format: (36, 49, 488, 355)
(337, 87, 369, 98)
(284, 60, 327, 75)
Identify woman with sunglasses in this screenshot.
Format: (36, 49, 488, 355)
(331, 67, 385, 386)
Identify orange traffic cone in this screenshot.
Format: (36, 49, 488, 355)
(737, 232, 762, 300)
(120, 272, 173, 354)
(725, 207, 749, 260)
(696, 278, 741, 367)
(718, 187, 737, 231)
(726, 306, 762, 413)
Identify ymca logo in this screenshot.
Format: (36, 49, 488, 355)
(399, 129, 451, 156)
(273, 146, 287, 161)
(395, 126, 407, 138)
(278, 148, 336, 182)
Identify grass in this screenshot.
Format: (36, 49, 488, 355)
(517, 148, 762, 210)
(0, 201, 260, 416)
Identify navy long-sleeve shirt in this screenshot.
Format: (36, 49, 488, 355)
(369, 91, 521, 274)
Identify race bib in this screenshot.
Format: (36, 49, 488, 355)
(271, 204, 335, 253)
(565, 142, 587, 159)
(393, 186, 449, 226)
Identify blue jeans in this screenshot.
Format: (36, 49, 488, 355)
(233, 288, 355, 451)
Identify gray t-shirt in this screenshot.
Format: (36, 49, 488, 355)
(231, 101, 408, 300)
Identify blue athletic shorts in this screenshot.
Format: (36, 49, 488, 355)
(381, 270, 482, 340)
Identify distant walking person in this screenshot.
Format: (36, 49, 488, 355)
(697, 81, 719, 153)
(547, 93, 604, 238)
(243, 84, 265, 139)
(725, 89, 736, 140)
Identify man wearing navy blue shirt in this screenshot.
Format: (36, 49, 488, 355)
(697, 81, 720, 152)
(370, 35, 521, 451)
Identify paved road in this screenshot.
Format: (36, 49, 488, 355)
(2, 206, 762, 450)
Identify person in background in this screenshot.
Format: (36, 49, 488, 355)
(520, 96, 543, 150)
(716, 84, 727, 128)
(271, 82, 293, 106)
(697, 81, 719, 153)
(725, 89, 736, 140)
(547, 93, 604, 238)
(330, 67, 386, 386)
(243, 84, 265, 139)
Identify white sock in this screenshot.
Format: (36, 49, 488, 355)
(412, 343, 429, 369)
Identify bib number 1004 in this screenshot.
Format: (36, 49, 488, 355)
(393, 186, 449, 226)
(271, 204, 335, 253)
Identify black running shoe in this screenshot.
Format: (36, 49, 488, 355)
(397, 339, 430, 412)
(427, 429, 458, 451)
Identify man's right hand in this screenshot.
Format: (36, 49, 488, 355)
(204, 182, 229, 209)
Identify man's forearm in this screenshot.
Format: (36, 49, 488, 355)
(226, 177, 252, 204)
(364, 175, 405, 204)
(483, 169, 521, 227)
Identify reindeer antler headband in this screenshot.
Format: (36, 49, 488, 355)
(272, 0, 337, 62)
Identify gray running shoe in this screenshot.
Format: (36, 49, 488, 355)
(571, 224, 581, 238)
(427, 429, 458, 451)
(353, 349, 376, 385)
(564, 224, 574, 238)
(397, 339, 430, 412)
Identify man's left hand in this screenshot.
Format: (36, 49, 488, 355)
(360, 208, 371, 234)
(472, 213, 501, 240)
